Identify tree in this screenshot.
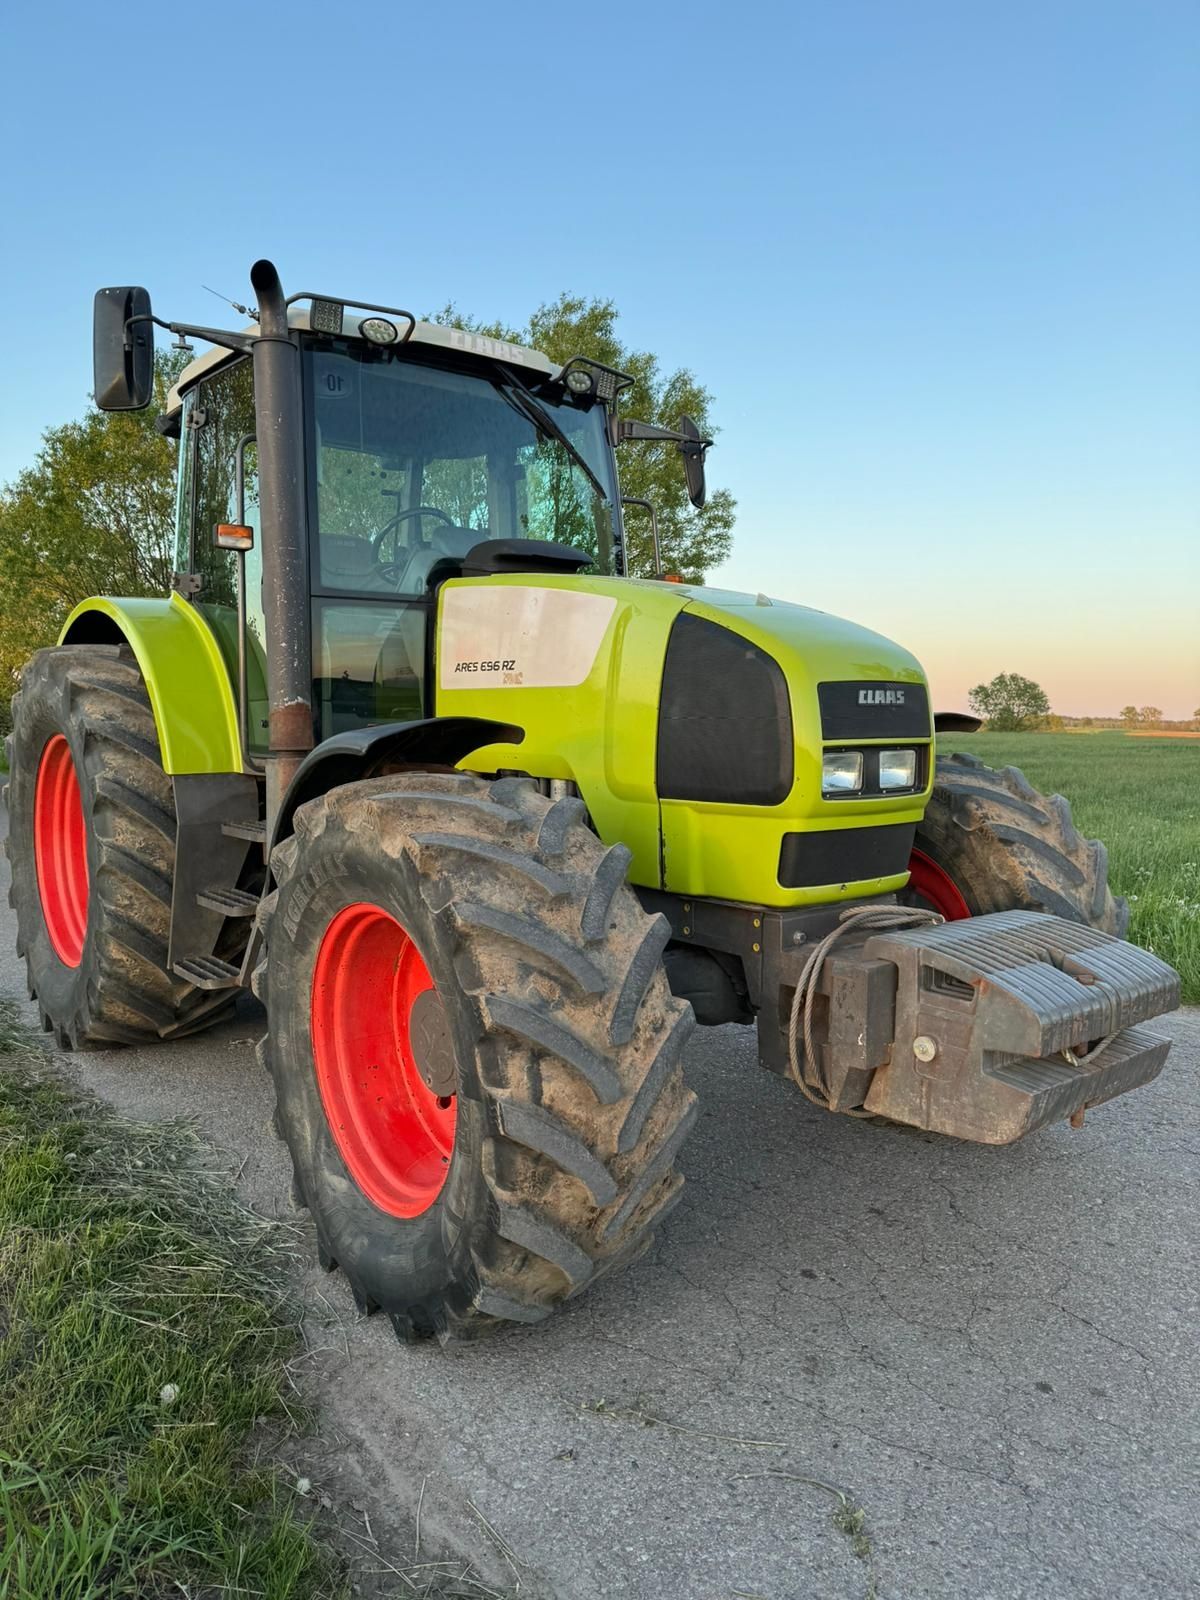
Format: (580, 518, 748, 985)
(967, 672, 1051, 731)
(431, 295, 735, 580)
(0, 351, 187, 699)
(1121, 705, 1140, 729)
(1138, 706, 1162, 727)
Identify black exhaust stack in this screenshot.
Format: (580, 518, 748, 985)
(249, 259, 313, 824)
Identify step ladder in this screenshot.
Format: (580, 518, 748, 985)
(171, 814, 268, 991)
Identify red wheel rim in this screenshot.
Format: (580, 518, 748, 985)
(905, 848, 972, 920)
(310, 903, 456, 1218)
(34, 734, 89, 968)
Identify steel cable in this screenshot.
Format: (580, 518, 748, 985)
(786, 903, 945, 1115)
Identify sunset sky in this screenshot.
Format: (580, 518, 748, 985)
(1, 1, 1196, 718)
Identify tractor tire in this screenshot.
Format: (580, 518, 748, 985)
(255, 770, 698, 1341)
(4, 644, 242, 1049)
(905, 750, 1128, 936)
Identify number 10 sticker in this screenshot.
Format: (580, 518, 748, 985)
(313, 357, 355, 402)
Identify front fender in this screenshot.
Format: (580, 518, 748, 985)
(270, 717, 525, 850)
(59, 594, 242, 775)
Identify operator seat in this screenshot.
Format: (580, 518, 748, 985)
(395, 524, 482, 593)
(319, 534, 377, 585)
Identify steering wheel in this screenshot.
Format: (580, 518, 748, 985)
(371, 505, 455, 563)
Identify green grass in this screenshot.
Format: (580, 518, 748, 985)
(0, 1003, 343, 1600)
(941, 732, 1200, 1003)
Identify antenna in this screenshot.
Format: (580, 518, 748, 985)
(202, 284, 258, 320)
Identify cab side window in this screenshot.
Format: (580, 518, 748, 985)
(191, 359, 258, 601)
(184, 359, 268, 752)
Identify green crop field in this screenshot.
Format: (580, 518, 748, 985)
(940, 732, 1199, 1003)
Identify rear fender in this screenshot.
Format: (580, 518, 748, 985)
(59, 595, 242, 775)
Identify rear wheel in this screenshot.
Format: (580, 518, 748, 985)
(255, 771, 697, 1341)
(904, 750, 1127, 935)
(4, 644, 243, 1048)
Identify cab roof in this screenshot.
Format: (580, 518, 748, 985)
(165, 307, 555, 414)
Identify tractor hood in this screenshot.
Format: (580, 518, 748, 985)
(664, 582, 928, 697)
(438, 570, 933, 906)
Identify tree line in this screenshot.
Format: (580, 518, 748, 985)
(967, 673, 1191, 732)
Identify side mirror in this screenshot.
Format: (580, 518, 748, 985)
(678, 415, 707, 510)
(93, 286, 154, 411)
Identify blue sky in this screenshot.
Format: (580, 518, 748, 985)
(2, 0, 1196, 716)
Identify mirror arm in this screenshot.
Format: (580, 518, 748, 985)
(617, 418, 713, 457)
(124, 313, 255, 357)
(618, 419, 683, 445)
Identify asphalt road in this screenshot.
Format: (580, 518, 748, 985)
(1, 812, 1196, 1600)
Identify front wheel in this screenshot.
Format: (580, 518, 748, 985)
(256, 771, 697, 1341)
(903, 751, 1127, 935)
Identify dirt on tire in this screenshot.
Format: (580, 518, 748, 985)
(255, 770, 698, 1341)
(4, 644, 243, 1048)
(912, 750, 1128, 935)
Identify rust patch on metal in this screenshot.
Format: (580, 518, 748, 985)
(269, 701, 314, 753)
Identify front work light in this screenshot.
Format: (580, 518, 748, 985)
(310, 298, 345, 335)
(879, 749, 918, 789)
(822, 750, 864, 793)
(361, 316, 398, 345)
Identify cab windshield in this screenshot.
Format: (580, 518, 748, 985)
(303, 341, 621, 595)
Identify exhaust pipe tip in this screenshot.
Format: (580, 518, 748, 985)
(250, 259, 286, 332)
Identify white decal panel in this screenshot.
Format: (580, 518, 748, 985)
(439, 586, 617, 691)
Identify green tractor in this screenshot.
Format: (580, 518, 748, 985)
(4, 261, 1179, 1340)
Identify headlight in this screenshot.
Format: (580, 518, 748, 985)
(879, 749, 918, 789)
(822, 750, 864, 793)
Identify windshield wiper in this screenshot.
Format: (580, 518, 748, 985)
(491, 366, 610, 505)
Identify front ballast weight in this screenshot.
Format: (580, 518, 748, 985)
(769, 908, 1179, 1144)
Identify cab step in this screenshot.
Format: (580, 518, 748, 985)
(221, 818, 266, 844)
(173, 955, 242, 991)
(196, 887, 259, 918)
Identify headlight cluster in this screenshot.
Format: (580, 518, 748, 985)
(822, 748, 920, 796)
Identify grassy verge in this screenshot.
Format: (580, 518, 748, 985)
(942, 733, 1199, 1002)
(0, 1001, 343, 1599)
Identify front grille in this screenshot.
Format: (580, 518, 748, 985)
(658, 613, 793, 806)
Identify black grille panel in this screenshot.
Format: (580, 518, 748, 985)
(658, 613, 793, 806)
(818, 681, 930, 740)
(779, 822, 916, 888)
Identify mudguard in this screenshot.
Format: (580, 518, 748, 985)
(270, 717, 525, 849)
(59, 595, 242, 775)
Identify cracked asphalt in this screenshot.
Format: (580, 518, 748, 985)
(1, 810, 1196, 1599)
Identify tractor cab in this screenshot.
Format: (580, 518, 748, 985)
(163, 306, 631, 760)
